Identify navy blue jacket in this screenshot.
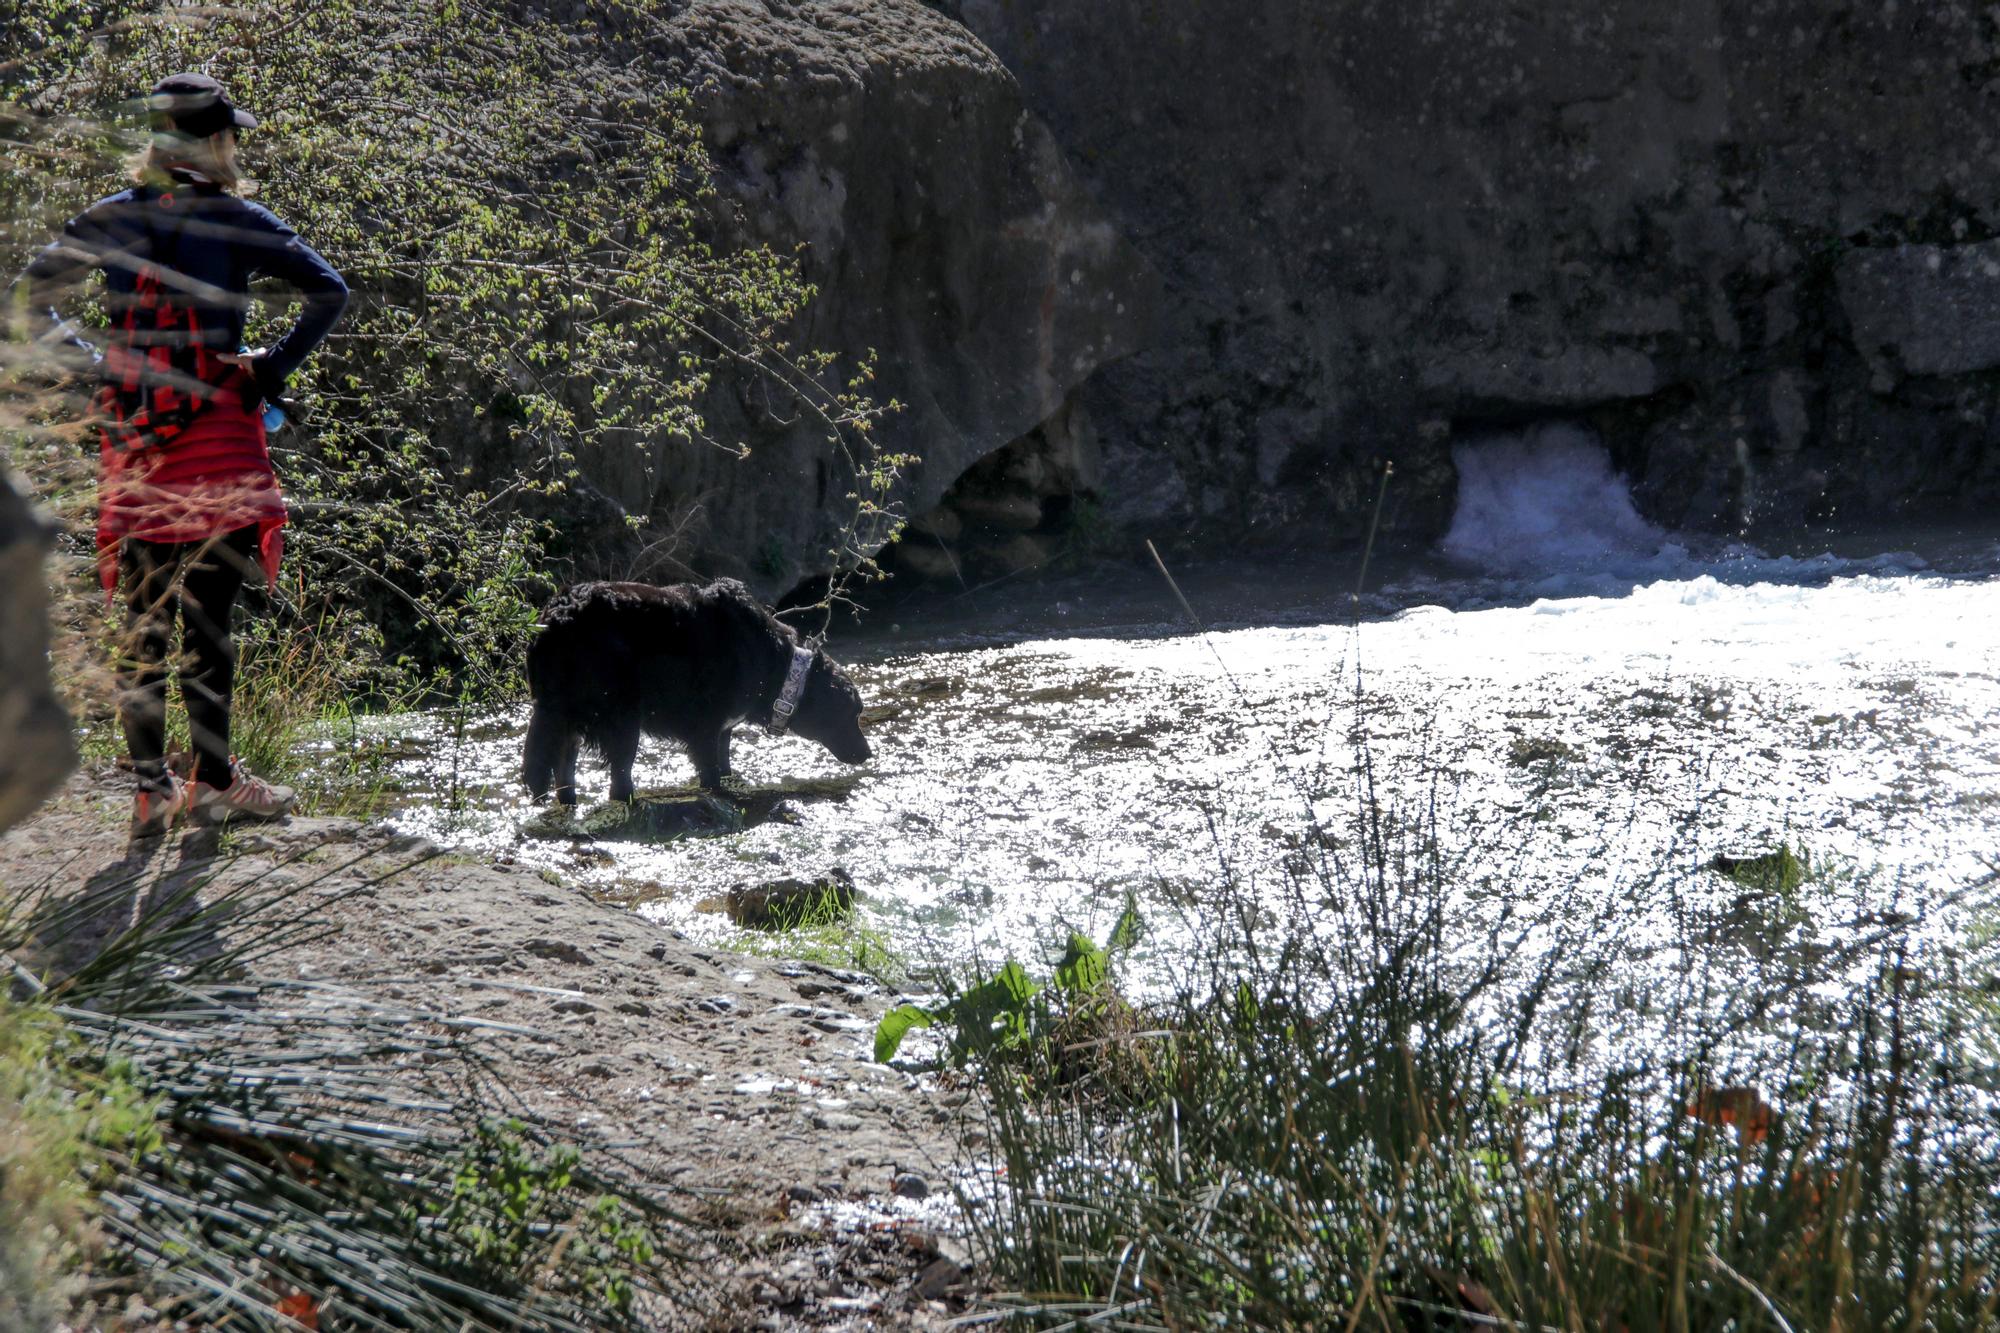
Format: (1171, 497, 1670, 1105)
(16, 173, 348, 398)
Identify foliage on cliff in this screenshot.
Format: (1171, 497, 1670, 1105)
(1, 0, 900, 704)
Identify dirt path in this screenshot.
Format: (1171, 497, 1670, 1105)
(0, 768, 971, 1331)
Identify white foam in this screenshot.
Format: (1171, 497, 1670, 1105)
(1442, 423, 1667, 574)
(1426, 423, 1938, 601)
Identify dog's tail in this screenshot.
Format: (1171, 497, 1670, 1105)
(522, 702, 565, 800)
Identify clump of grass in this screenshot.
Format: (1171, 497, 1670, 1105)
(941, 825, 2000, 1329)
(224, 605, 419, 816)
(1712, 842, 1808, 897)
(1507, 732, 1580, 767)
(59, 594, 417, 817)
(0, 999, 158, 1331)
(724, 908, 909, 985)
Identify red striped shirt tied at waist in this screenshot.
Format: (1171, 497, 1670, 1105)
(95, 371, 287, 594)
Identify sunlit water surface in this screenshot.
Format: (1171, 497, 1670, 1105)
(323, 433, 2000, 1064)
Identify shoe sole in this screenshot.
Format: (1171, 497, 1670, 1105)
(131, 796, 182, 840)
(187, 804, 293, 827)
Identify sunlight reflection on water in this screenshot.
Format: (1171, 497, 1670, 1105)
(286, 426, 2000, 1112)
(355, 559, 2000, 1022)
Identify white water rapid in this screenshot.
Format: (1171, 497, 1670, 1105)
(1442, 422, 1670, 575)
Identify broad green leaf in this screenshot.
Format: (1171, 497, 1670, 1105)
(947, 961, 1041, 1054)
(873, 1004, 933, 1064)
(1107, 890, 1145, 954)
(1054, 931, 1108, 998)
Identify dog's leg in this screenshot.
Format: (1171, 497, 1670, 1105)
(554, 732, 580, 807)
(605, 721, 641, 804)
(691, 727, 730, 791)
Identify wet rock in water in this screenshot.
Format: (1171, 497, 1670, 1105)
(589, 794, 743, 841)
(1508, 735, 1581, 768)
(522, 792, 749, 844)
(518, 803, 594, 842)
(915, 1256, 964, 1300)
(1710, 845, 1806, 896)
(726, 868, 857, 930)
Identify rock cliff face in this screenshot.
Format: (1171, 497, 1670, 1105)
(936, 0, 2000, 545)
(553, 0, 1153, 593)
(0, 473, 75, 834)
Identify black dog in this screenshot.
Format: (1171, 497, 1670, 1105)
(522, 579, 871, 804)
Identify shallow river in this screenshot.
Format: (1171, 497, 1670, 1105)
(335, 435, 2000, 1045)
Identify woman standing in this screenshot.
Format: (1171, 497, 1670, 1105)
(15, 72, 349, 836)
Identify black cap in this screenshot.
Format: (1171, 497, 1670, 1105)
(148, 73, 258, 138)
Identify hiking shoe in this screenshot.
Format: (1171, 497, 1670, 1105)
(131, 776, 187, 840)
(188, 759, 296, 825)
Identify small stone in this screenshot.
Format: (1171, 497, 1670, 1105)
(813, 1110, 864, 1131)
(524, 938, 594, 966)
(915, 1257, 963, 1300)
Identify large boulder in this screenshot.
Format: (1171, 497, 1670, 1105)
(0, 472, 74, 835)
(551, 0, 1154, 592)
(942, 0, 2000, 540)
(1838, 240, 2000, 381)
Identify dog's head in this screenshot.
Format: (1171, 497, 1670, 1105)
(789, 652, 872, 765)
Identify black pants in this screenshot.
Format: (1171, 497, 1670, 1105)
(118, 526, 259, 791)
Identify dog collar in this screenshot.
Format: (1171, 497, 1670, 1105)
(769, 646, 814, 733)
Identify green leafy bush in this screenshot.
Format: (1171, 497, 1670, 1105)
(876, 892, 1146, 1071)
(3, 0, 904, 714)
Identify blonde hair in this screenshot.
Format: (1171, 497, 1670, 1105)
(128, 127, 253, 195)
